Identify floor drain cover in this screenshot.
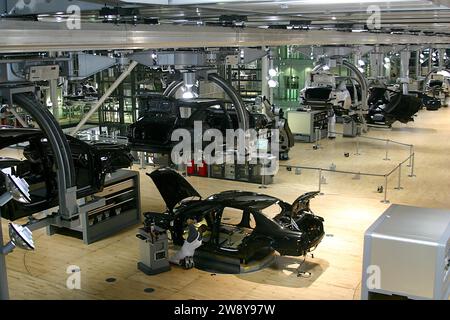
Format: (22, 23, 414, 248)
(144, 288, 155, 293)
(105, 278, 117, 283)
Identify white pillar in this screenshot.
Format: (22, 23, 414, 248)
(400, 50, 410, 94)
(428, 47, 433, 73)
(261, 48, 269, 100)
(438, 48, 445, 69)
(415, 50, 421, 79)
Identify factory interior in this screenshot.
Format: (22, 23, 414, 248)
(0, 0, 449, 302)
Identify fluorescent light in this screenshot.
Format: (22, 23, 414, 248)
(420, 53, 425, 59)
(358, 67, 365, 73)
(331, 16, 336, 20)
(358, 59, 365, 66)
(384, 57, 390, 63)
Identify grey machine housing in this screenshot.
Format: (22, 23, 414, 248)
(362, 204, 450, 300)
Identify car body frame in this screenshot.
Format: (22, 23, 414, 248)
(145, 168, 325, 271)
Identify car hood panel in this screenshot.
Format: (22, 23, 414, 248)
(148, 168, 201, 212)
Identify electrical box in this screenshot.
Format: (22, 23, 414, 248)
(26, 65, 60, 82)
(362, 204, 450, 300)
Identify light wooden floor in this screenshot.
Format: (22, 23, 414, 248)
(1, 107, 450, 300)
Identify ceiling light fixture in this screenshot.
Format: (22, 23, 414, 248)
(268, 79, 278, 88)
(268, 68, 278, 77)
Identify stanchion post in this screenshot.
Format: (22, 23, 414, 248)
(354, 135, 361, 155)
(407, 145, 413, 167)
(381, 175, 390, 203)
(318, 169, 323, 195)
(395, 164, 403, 190)
(383, 139, 390, 161)
(409, 153, 416, 177)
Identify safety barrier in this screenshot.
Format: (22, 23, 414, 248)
(276, 132, 416, 203)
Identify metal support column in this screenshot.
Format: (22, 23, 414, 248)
(415, 50, 421, 78)
(0, 217, 10, 300)
(70, 61, 138, 136)
(50, 79, 59, 119)
(268, 56, 274, 103)
(49, 52, 59, 119)
(370, 45, 384, 80)
(261, 47, 269, 100)
(400, 49, 410, 95)
(438, 48, 445, 69)
(428, 47, 434, 73)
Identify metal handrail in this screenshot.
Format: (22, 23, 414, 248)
(280, 151, 415, 204)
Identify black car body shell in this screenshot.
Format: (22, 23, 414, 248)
(127, 94, 274, 153)
(367, 87, 423, 125)
(146, 168, 325, 263)
(0, 127, 134, 220)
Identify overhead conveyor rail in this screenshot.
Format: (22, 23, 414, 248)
(2, 20, 450, 53)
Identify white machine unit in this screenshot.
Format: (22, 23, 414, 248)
(286, 109, 328, 142)
(362, 204, 450, 300)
